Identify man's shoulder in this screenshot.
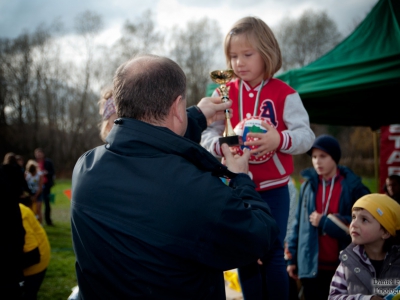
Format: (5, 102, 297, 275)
(77, 146, 98, 158)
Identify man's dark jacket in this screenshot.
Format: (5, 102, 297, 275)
(71, 107, 279, 300)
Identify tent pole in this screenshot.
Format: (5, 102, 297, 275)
(373, 130, 379, 192)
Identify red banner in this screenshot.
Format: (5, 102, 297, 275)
(380, 124, 400, 192)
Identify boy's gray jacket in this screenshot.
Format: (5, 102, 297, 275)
(71, 107, 279, 300)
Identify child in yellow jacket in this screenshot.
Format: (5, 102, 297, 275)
(19, 203, 51, 300)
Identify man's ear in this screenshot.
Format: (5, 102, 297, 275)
(172, 95, 184, 123)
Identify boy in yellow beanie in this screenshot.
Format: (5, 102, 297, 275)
(328, 194, 400, 299)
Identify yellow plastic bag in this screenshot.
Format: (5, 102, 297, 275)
(224, 270, 241, 293)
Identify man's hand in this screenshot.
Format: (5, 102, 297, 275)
(197, 97, 232, 126)
(221, 143, 249, 174)
(244, 121, 280, 157)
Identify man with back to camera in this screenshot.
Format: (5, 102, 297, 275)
(71, 54, 279, 299)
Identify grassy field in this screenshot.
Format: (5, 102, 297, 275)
(38, 177, 378, 299)
(38, 179, 76, 300)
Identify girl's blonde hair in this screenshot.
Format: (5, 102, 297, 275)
(26, 159, 39, 175)
(224, 16, 282, 79)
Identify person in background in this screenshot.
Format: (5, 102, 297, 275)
(34, 148, 55, 226)
(384, 174, 400, 204)
(286, 134, 370, 300)
(328, 194, 400, 299)
(71, 54, 279, 299)
(201, 16, 315, 300)
(25, 159, 44, 224)
(16, 154, 25, 172)
(19, 202, 51, 300)
(98, 87, 117, 142)
(3, 152, 32, 203)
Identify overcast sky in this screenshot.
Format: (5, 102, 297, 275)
(0, 0, 379, 41)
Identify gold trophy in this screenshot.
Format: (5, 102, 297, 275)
(210, 69, 241, 146)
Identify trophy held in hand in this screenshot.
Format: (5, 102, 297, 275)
(210, 69, 242, 147)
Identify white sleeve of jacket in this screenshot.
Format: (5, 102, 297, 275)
(200, 89, 225, 158)
(281, 92, 315, 155)
(200, 120, 225, 158)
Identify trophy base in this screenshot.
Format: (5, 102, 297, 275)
(219, 135, 242, 147)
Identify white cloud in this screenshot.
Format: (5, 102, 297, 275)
(152, 0, 378, 39)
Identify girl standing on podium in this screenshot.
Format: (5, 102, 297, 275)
(201, 16, 315, 300)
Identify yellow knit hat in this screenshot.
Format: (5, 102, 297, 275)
(353, 194, 400, 236)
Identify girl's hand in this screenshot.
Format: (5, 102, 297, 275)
(244, 121, 280, 157)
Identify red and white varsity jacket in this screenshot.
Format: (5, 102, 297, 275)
(201, 78, 315, 191)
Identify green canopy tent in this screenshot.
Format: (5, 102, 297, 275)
(274, 0, 400, 188)
(275, 0, 400, 130)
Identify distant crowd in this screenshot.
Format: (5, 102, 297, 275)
(1, 148, 54, 299)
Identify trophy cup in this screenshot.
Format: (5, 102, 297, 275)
(210, 69, 241, 146)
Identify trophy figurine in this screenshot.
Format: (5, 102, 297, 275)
(210, 69, 241, 146)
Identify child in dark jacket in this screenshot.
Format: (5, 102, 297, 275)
(329, 194, 400, 299)
(286, 134, 370, 300)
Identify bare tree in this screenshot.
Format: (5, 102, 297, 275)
(0, 33, 34, 155)
(0, 45, 7, 155)
(168, 18, 223, 107)
(275, 10, 342, 72)
(92, 9, 165, 106)
(116, 10, 163, 59)
(61, 11, 105, 168)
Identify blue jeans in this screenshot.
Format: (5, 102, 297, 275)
(238, 185, 290, 300)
